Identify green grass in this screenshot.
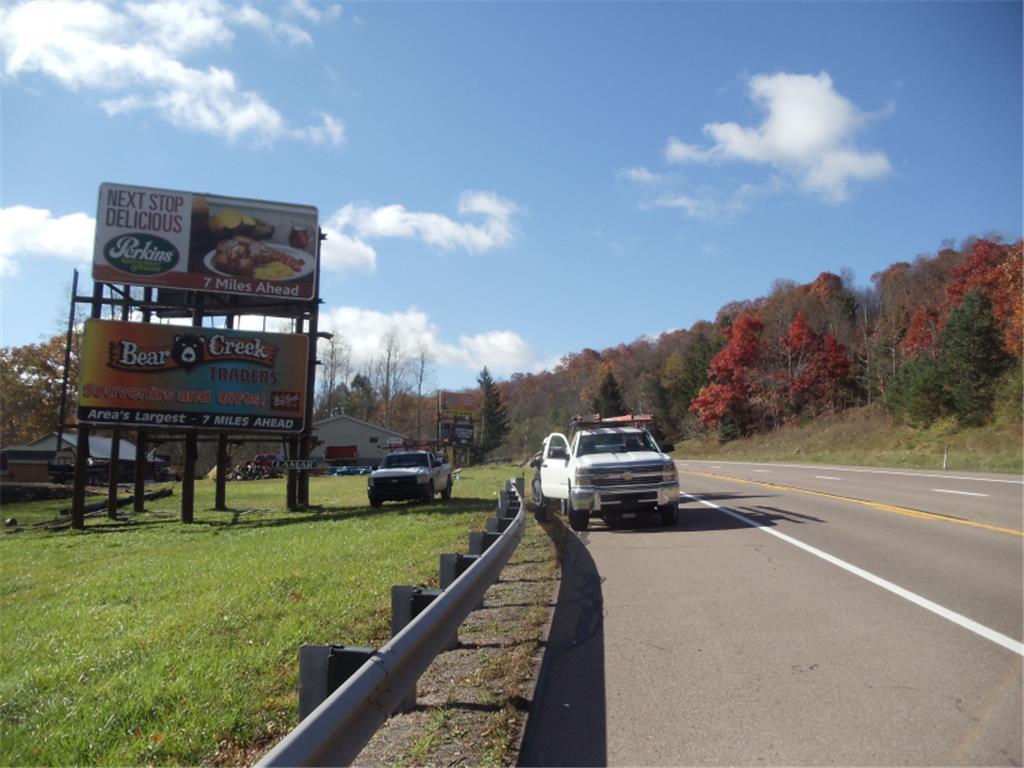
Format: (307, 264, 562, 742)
(0, 467, 518, 766)
(676, 404, 1023, 474)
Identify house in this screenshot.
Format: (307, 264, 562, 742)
(0, 432, 145, 483)
(311, 414, 408, 468)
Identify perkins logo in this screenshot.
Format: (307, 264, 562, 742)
(104, 234, 179, 275)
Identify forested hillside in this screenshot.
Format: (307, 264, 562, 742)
(497, 238, 1022, 460)
(1, 239, 1019, 470)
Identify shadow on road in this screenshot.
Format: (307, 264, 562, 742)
(518, 526, 606, 767)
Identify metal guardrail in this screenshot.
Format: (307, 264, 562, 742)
(257, 479, 526, 767)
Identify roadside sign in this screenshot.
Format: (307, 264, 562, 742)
(272, 459, 322, 471)
(93, 182, 318, 301)
(77, 319, 309, 433)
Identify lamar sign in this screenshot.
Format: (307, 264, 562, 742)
(77, 320, 309, 434)
(93, 183, 319, 301)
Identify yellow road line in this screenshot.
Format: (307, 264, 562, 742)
(681, 469, 1024, 537)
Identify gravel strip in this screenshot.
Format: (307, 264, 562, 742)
(353, 512, 567, 767)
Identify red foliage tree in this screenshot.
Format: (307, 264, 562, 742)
(779, 313, 851, 414)
(900, 305, 942, 359)
(691, 314, 764, 428)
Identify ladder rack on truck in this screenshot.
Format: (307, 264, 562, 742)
(569, 413, 654, 432)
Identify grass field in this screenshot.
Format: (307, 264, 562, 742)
(676, 404, 1023, 474)
(0, 467, 519, 766)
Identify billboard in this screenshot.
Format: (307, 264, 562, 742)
(93, 182, 318, 301)
(77, 319, 309, 433)
(438, 391, 479, 417)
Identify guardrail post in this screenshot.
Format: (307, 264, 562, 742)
(485, 516, 513, 534)
(468, 531, 500, 555)
(440, 553, 480, 588)
(298, 644, 374, 721)
(390, 586, 442, 712)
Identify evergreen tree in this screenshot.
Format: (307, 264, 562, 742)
(885, 355, 946, 427)
(347, 373, 377, 423)
(476, 367, 510, 459)
(592, 369, 628, 417)
(940, 288, 1007, 425)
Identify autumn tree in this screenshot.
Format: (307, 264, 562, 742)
(690, 313, 764, 438)
(0, 332, 81, 447)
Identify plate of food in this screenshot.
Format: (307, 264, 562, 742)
(204, 237, 313, 281)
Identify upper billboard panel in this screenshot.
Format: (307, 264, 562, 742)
(93, 183, 318, 301)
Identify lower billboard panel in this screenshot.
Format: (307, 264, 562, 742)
(77, 319, 309, 434)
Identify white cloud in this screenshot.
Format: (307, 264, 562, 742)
(665, 71, 891, 202)
(328, 191, 521, 257)
(2, 0, 343, 146)
(0, 206, 95, 276)
(648, 193, 720, 219)
(618, 166, 664, 184)
(319, 306, 541, 378)
(287, 0, 343, 24)
(319, 224, 377, 274)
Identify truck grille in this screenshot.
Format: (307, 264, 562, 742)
(376, 476, 418, 489)
(588, 463, 665, 488)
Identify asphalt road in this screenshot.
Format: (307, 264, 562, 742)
(519, 461, 1023, 766)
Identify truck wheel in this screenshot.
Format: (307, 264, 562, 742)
(369, 495, 382, 508)
(441, 476, 453, 500)
(532, 483, 548, 521)
(568, 490, 589, 532)
(422, 482, 435, 504)
(660, 502, 678, 527)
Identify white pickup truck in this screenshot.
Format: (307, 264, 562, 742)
(534, 415, 679, 531)
(367, 451, 453, 507)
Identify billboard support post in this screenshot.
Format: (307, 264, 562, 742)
(215, 434, 228, 511)
(182, 432, 196, 524)
(134, 430, 147, 513)
(71, 280, 105, 530)
(107, 427, 120, 519)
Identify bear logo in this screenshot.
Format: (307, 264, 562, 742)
(171, 334, 206, 371)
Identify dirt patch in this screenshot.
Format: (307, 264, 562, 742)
(353, 512, 567, 767)
(0, 482, 96, 504)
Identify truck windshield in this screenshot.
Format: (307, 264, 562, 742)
(381, 453, 428, 468)
(576, 432, 656, 456)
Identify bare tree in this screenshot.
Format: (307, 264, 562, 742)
(372, 327, 411, 429)
(413, 341, 435, 440)
(316, 333, 352, 420)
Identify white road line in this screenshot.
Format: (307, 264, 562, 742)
(711, 465, 722, 469)
(753, 469, 770, 473)
(691, 461, 1023, 485)
(932, 488, 990, 498)
(683, 492, 1024, 657)
(815, 475, 841, 481)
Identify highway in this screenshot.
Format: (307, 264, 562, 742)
(519, 461, 1023, 766)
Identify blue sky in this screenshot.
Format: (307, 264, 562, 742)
(2, 1, 1021, 391)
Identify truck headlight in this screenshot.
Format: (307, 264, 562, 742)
(416, 470, 429, 484)
(662, 462, 678, 482)
(367, 476, 375, 487)
(574, 467, 594, 485)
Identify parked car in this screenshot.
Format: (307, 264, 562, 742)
(367, 451, 453, 506)
(327, 465, 372, 476)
